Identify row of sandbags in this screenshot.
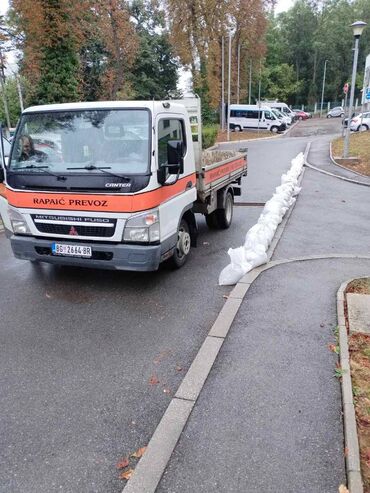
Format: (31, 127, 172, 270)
(219, 152, 305, 286)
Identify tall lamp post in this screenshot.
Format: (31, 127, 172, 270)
(320, 60, 328, 117)
(343, 21, 367, 158)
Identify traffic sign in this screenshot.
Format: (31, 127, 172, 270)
(343, 83, 349, 94)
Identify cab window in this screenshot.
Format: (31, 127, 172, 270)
(157, 118, 186, 168)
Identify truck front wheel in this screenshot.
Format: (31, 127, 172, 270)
(170, 218, 191, 268)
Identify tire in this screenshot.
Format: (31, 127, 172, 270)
(169, 218, 191, 269)
(327, 114, 332, 118)
(205, 212, 218, 229)
(214, 191, 233, 229)
(299, 116, 303, 121)
(234, 125, 242, 132)
(340, 113, 344, 118)
(270, 126, 279, 133)
(359, 124, 368, 132)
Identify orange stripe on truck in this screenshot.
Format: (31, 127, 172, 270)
(203, 158, 246, 185)
(5, 174, 196, 213)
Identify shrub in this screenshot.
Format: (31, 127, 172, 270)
(202, 124, 218, 149)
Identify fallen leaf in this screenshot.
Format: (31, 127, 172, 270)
(119, 468, 134, 480)
(175, 366, 183, 372)
(163, 387, 171, 394)
(203, 241, 210, 246)
(344, 447, 349, 457)
(320, 323, 325, 327)
(149, 375, 160, 385)
(116, 457, 129, 469)
(46, 292, 52, 299)
(153, 350, 171, 364)
(222, 295, 229, 299)
(338, 485, 349, 493)
(131, 446, 147, 458)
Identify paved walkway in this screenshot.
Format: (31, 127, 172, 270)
(153, 140, 370, 492)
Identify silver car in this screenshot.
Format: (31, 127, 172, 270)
(327, 106, 344, 118)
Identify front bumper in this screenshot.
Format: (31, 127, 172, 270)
(10, 235, 175, 271)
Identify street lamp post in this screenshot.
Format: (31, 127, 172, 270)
(320, 60, 328, 117)
(227, 32, 232, 142)
(343, 21, 367, 158)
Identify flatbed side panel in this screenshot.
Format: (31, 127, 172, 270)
(203, 157, 246, 185)
(197, 153, 247, 199)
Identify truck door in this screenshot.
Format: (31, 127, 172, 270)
(156, 115, 197, 245)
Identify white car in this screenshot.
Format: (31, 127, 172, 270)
(349, 112, 370, 132)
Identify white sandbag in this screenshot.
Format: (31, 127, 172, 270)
(219, 247, 252, 286)
(218, 151, 304, 285)
(244, 245, 268, 268)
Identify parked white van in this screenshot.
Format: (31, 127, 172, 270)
(263, 101, 296, 121)
(271, 108, 292, 126)
(229, 104, 286, 133)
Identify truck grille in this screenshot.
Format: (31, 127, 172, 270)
(31, 215, 117, 238)
(35, 223, 115, 237)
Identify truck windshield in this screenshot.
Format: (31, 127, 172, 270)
(9, 109, 150, 175)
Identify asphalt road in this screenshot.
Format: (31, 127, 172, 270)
(0, 124, 314, 492)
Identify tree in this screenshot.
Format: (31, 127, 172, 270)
(262, 63, 302, 101)
(165, 0, 271, 111)
(129, 0, 179, 100)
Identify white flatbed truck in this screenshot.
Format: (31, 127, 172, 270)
(0, 98, 247, 271)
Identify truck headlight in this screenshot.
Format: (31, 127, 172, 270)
(123, 209, 160, 243)
(8, 208, 31, 235)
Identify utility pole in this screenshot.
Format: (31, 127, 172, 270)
(344, 21, 367, 158)
(320, 60, 328, 117)
(237, 43, 240, 104)
(16, 75, 24, 113)
(221, 36, 225, 131)
(0, 48, 11, 129)
(227, 33, 232, 142)
(248, 61, 252, 104)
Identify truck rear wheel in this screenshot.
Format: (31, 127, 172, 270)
(206, 191, 234, 230)
(170, 218, 191, 269)
(215, 190, 233, 229)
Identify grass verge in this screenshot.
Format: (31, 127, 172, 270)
(216, 129, 271, 143)
(331, 133, 370, 176)
(346, 278, 370, 492)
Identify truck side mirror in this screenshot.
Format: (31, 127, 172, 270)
(167, 140, 184, 174)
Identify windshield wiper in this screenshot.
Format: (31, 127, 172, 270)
(13, 164, 67, 181)
(66, 164, 130, 180)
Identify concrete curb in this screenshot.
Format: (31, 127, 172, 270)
(337, 280, 365, 493)
(329, 141, 370, 179)
(216, 120, 299, 146)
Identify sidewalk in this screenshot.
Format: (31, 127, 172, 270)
(152, 138, 370, 492)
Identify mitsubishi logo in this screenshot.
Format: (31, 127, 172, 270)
(69, 226, 78, 236)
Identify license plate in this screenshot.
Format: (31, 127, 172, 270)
(51, 243, 92, 258)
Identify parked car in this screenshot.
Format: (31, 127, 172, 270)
(292, 109, 311, 120)
(349, 112, 370, 132)
(327, 106, 344, 118)
(342, 112, 358, 128)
